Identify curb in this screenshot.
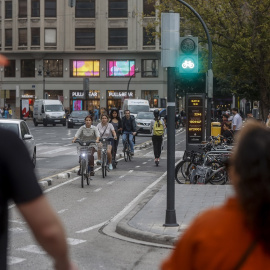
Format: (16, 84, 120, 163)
(39, 171, 73, 189)
(115, 174, 178, 246)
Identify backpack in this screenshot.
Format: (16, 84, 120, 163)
(153, 120, 164, 136)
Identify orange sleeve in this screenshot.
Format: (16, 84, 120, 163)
(161, 218, 202, 270)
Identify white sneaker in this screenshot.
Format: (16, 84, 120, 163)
(96, 160, 101, 165)
(109, 163, 113, 170)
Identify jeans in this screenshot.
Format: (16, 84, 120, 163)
(122, 132, 134, 153)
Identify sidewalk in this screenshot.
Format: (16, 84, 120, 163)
(115, 178, 234, 246)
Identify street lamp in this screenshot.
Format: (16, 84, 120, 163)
(127, 68, 140, 92)
(38, 65, 51, 99)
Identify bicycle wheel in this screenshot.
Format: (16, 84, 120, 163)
(86, 165, 90, 185)
(206, 161, 227, 185)
(105, 155, 107, 176)
(80, 159, 86, 188)
(124, 142, 128, 162)
(175, 160, 191, 184)
(102, 153, 106, 178)
(128, 145, 131, 161)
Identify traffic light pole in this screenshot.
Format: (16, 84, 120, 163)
(176, 0, 213, 139)
(164, 67, 178, 227)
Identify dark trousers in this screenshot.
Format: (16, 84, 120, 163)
(152, 135, 163, 158)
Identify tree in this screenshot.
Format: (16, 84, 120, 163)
(150, 0, 270, 119)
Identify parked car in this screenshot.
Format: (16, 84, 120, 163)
(0, 119, 36, 167)
(135, 111, 154, 134)
(67, 110, 90, 128)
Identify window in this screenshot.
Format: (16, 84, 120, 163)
(43, 59, 63, 77)
(143, 27, 155, 46)
(5, 1, 12, 18)
(75, 0, 95, 18)
(5, 29, 12, 47)
(21, 60, 35, 77)
(45, 29, 56, 45)
(108, 0, 127, 18)
(31, 28, 40, 45)
(71, 60, 100, 77)
(32, 0, 40, 17)
(45, 0, 56, 17)
(4, 60, 15, 77)
(19, 0, 27, 18)
(107, 60, 135, 77)
(141, 60, 158, 77)
(143, 0, 155, 16)
(75, 28, 95, 46)
(108, 28, 127, 46)
(19, 29, 27, 46)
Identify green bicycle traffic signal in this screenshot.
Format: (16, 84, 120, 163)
(179, 37, 198, 73)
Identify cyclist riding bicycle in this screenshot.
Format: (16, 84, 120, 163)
(72, 115, 100, 176)
(122, 110, 137, 156)
(150, 109, 165, 164)
(96, 114, 117, 170)
(109, 108, 122, 159)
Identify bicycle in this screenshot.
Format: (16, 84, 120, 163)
(75, 139, 96, 188)
(123, 133, 135, 162)
(100, 138, 110, 178)
(111, 138, 118, 169)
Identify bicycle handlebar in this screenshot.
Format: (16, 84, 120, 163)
(74, 139, 96, 146)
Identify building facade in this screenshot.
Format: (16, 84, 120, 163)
(0, 0, 167, 118)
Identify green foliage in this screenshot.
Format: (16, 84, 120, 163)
(152, 0, 270, 114)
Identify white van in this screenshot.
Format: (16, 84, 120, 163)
(122, 99, 150, 117)
(33, 99, 66, 127)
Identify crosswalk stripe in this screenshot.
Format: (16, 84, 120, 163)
(67, 238, 86, 245)
(17, 245, 46, 254)
(7, 256, 26, 265)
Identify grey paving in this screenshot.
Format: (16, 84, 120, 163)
(116, 179, 235, 246)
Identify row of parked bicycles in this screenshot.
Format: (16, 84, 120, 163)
(175, 135, 233, 185)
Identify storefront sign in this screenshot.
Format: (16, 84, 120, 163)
(71, 91, 99, 98)
(107, 91, 134, 98)
(21, 95, 35, 98)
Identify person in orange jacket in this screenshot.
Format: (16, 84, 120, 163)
(162, 121, 270, 270)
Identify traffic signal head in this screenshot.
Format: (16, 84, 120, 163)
(179, 37, 198, 73)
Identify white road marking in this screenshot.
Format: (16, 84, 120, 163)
(57, 209, 68, 214)
(76, 221, 108, 233)
(143, 151, 153, 157)
(7, 256, 26, 265)
(77, 198, 86, 202)
(94, 188, 102, 192)
(136, 166, 140, 168)
(148, 159, 152, 161)
(67, 238, 86, 245)
(128, 170, 134, 173)
(8, 227, 26, 233)
(107, 181, 114, 185)
(42, 148, 69, 155)
(119, 175, 126, 178)
(17, 245, 46, 254)
(142, 162, 147, 164)
(9, 220, 26, 225)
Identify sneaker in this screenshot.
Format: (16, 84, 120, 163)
(109, 163, 113, 170)
(90, 171, 95, 176)
(96, 160, 101, 165)
(130, 152, 134, 156)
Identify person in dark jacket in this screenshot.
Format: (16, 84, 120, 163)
(122, 110, 136, 155)
(109, 108, 122, 158)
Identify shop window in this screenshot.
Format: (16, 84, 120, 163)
(107, 60, 135, 77)
(5, 1, 12, 18)
(76, 0, 95, 18)
(31, 28, 40, 46)
(19, 0, 27, 18)
(75, 28, 95, 46)
(5, 29, 12, 47)
(32, 0, 40, 17)
(45, 28, 56, 46)
(143, 0, 155, 17)
(108, 28, 127, 46)
(4, 60, 15, 77)
(21, 59, 35, 77)
(141, 59, 158, 77)
(143, 27, 155, 46)
(19, 29, 27, 46)
(43, 59, 63, 77)
(108, 0, 127, 18)
(71, 60, 100, 77)
(45, 0, 56, 17)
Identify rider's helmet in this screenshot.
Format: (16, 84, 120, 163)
(153, 109, 159, 118)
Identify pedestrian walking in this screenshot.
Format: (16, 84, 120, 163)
(161, 121, 270, 270)
(232, 107, 243, 134)
(8, 107, 12, 118)
(4, 107, 9, 119)
(150, 109, 165, 164)
(94, 107, 99, 122)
